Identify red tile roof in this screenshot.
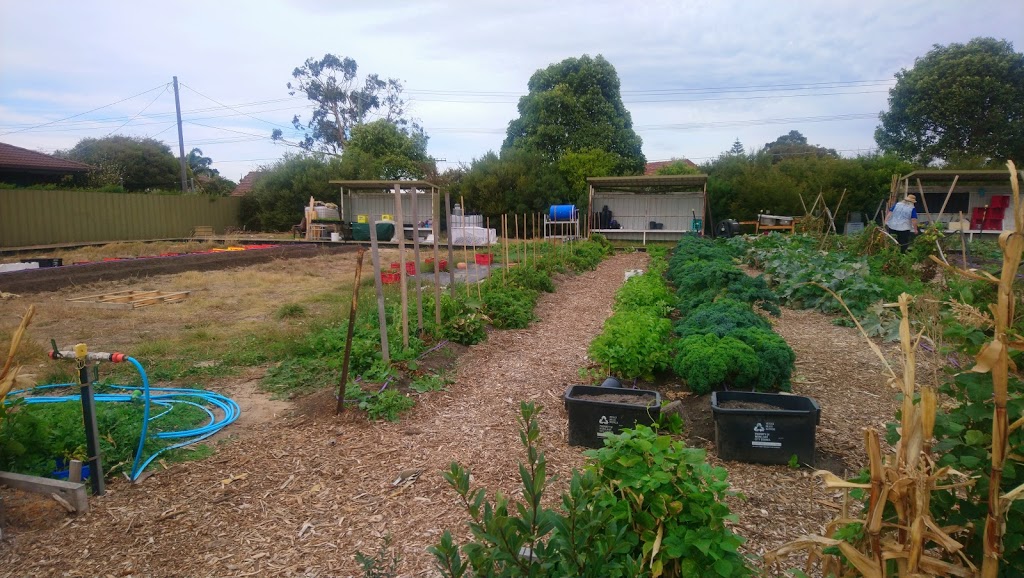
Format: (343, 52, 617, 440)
(0, 142, 93, 173)
(231, 171, 266, 197)
(644, 159, 697, 175)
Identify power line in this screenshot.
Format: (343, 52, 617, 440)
(0, 83, 170, 137)
(407, 89, 889, 105)
(179, 82, 292, 130)
(105, 84, 170, 137)
(404, 78, 894, 97)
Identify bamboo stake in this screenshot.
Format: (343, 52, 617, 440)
(504, 214, 511, 278)
(393, 184, 409, 348)
(461, 196, 470, 299)
(498, 215, 505, 285)
(368, 214, 389, 365)
(514, 213, 519, 266)
(444, 189, 456, 298)
(431, 188, 441, 326)
(533, 212, 538, 265)
(411, 187, 423, 334)
(337, 249, 365, 414)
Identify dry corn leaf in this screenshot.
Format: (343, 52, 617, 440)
(970, 339, 1004, 374)
(815, 470, 871, 489)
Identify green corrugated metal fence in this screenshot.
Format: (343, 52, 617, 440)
(0, 190, 241, 247)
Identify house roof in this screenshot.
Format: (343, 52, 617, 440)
(231, 171, 266, 197)
(0, 142, 93, 174)
(902, 169, 1024, 184)
(329, 180, 439, 190)
(645, 159, 697, 175)
(588, 174, 708, 194)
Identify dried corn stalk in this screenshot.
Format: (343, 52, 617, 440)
(766, 294, 975, 577)
(0, 305, 36, 402)
(768, 162, 1024, 577)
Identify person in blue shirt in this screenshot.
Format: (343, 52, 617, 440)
(885, 194, 919, 253)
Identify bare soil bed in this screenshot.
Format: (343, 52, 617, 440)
(0, 248, 905, 576)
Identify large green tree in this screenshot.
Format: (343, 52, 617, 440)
(875, 37, 1024, 165)
(56, 136, 180, 191)
(275, 54, 411, 155)
(338, 119, 432, 180)
(503, 54, 645, 175)
(761, 130, 838, 164)
(451, 149, 570, 229)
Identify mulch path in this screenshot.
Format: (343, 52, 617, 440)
(0, 251, 905, 577)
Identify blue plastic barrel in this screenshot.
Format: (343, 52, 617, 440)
(549, 204, 578, 221)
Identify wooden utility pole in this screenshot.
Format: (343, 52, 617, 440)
(172, 76, 188, 193)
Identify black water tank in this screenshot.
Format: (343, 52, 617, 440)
(717, 219, 741, 238)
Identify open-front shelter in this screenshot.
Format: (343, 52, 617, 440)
(329, 180, 440, 242)
(897, 169, 1024, 234)
(587, 174, 708, 244)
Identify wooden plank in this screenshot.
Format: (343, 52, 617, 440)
(68, 290, 190, 309)
(0, 471, 89, 513)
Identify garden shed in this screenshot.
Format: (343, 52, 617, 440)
(898, 169, 1024, 234)
(587, 174, 708, 244)
(329, 180, 440, 242)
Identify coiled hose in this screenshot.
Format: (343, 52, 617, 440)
(7, 355, 239, 481)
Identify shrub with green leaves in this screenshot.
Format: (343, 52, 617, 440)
(505, 263, 555, 293)
(430, 402, 751, 578)
(673, 298, 772, 338)
(673, 333, 760, 394)
(589, 310, 673, 380)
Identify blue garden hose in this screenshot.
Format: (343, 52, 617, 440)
(6, 355, 239, 481)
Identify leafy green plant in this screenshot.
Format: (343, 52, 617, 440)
(673, 334, 760, 395)
(589, 310, 673, 380)
(481, 283, 537, 329)
(728, 327, 796, 391)
(588, 425, 751, 578)
(443, 313, 487, 345)
(359, 388, 415, 422)
(673, 298, 772, 338)
(410, 371, 452, 393)
(615, 272, 675, 316)
(430, 402, 752, 578)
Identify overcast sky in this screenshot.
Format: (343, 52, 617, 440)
(2, 0, 1022, 183)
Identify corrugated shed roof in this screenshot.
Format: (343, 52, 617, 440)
(0, 142, 93, 173)
(231, 171, 266, 197)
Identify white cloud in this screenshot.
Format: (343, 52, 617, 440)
(1, 0, 1021, 176)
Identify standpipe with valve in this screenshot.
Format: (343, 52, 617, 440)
(48, 343, 127, 495)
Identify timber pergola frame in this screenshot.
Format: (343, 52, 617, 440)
(894, 169, 1024, 231)
(586, 174, 710, 238)
(329, 180, 440, 222)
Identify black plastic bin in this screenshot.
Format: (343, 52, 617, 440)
(564, 385, 661, 448)
(712, 391, 820, 465)
(19, 258, 62, 268)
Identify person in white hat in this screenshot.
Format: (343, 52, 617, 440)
(885, 194, 919, 253)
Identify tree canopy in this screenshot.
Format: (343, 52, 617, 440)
(275, 54, 412, 155)
(761, 130, 838, 163)
(875, 37, 1024, 165)
(503, 54, 645, 175)
(338, 119, 431, 180)
(56, 136, 181, 191)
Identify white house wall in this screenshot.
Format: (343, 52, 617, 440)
(592, 193, 704, 231)
(346, 192, 436, 225)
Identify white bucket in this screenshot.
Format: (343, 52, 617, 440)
(330, 232, 340, 242)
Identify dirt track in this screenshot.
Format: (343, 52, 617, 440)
(0, 243, 358, 295)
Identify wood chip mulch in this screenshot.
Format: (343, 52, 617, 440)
(0, 251, 907, 577)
